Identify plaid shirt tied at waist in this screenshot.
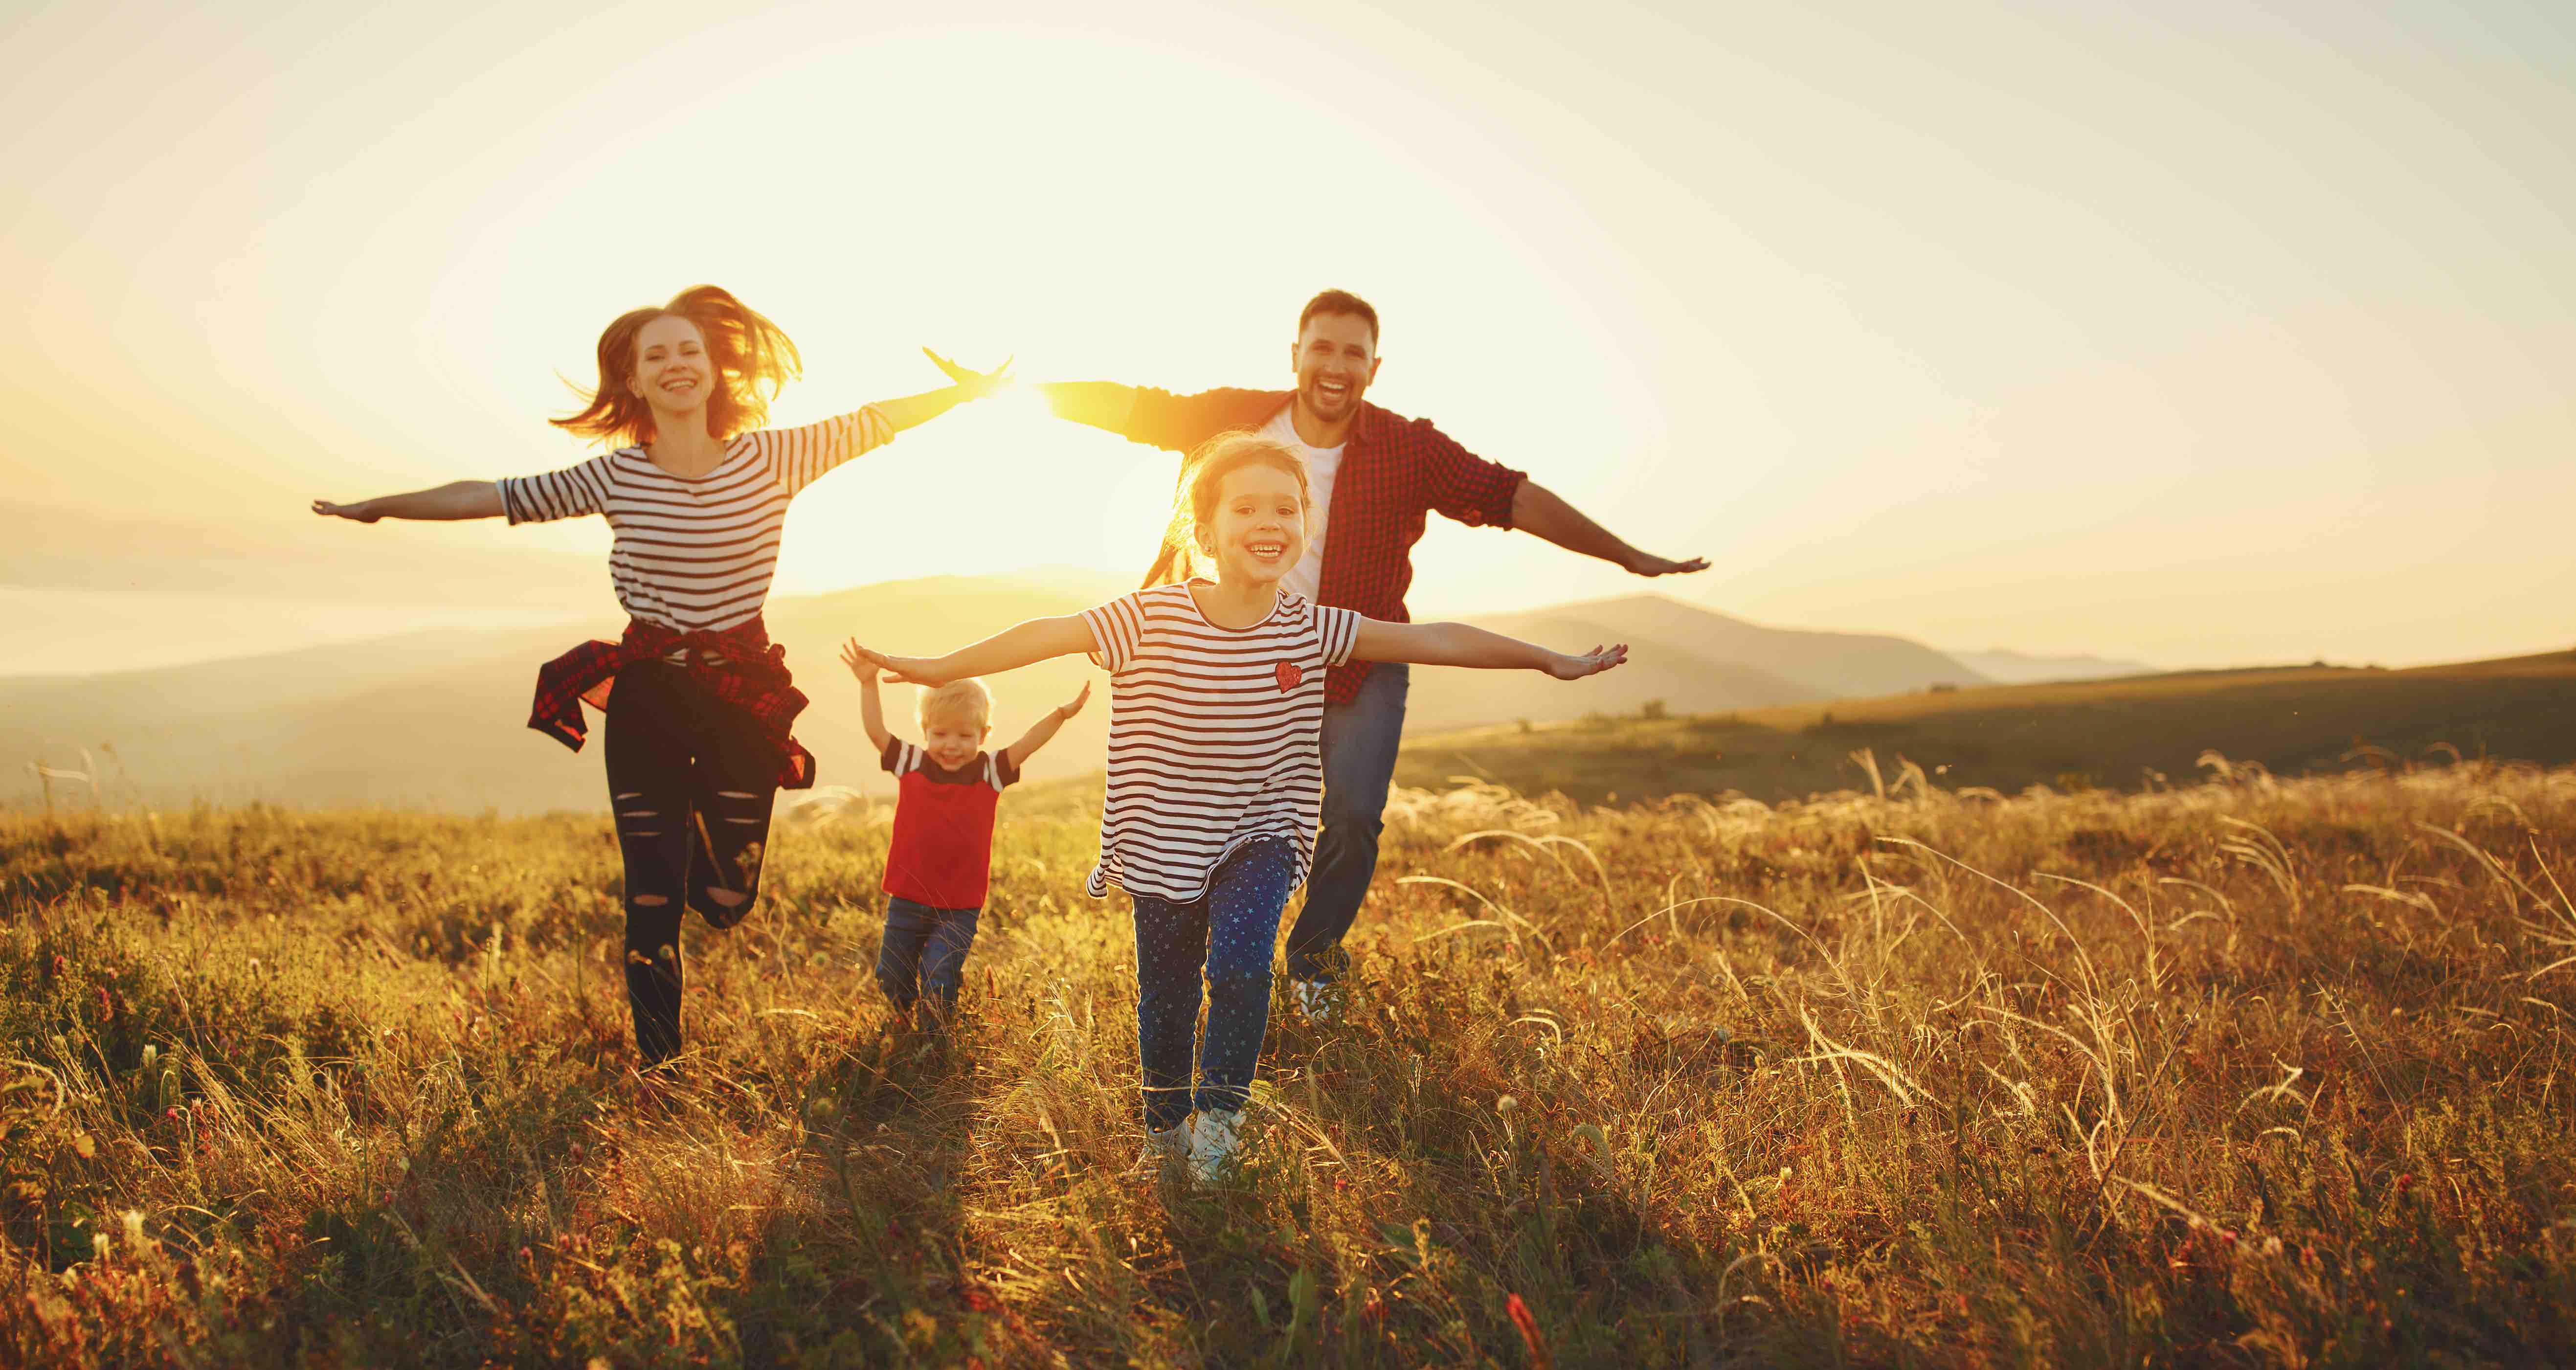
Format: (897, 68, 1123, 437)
(527, 617, 816, 789)
(1070, 385, 1528, 706)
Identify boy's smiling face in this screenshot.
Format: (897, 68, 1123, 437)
(921, 710, 989, 769)
(1204, 461, 1307, 589)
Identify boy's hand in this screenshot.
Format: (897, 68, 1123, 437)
(1055, 680, 1093, 721)
(838, 639, 878, 683)
(310, 498, 380, 523)
(844, 640, 941, 687)
(1546, 643, 1629, 680)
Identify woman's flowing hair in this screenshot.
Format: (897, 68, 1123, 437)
(1140, 431, 1313, 588)
(551, 285, 802, 447)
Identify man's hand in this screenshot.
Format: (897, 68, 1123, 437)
(1620, 549, 1708, 577)
(310, 498, 381, 523)
(837, 639, 879, 683)
(1055, 680, 1093, 721)
(1546, 643, 1629, 680)
(921, 348, 1015, 400)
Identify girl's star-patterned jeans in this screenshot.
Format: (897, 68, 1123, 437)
(1128, 837, 1299, 1132)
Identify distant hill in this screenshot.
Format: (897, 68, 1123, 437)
(1391, 651, 2576, 806)
(0, 580, 1988, 812)
(1948, 647, 2160, 684)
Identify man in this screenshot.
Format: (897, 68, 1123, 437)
(967, 290, 1706, 1015)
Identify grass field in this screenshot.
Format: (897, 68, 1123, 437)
(1397, 650, 2576, 808)
(4, 755, 2574, 1366)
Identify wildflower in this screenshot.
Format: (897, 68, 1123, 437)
(1506, 1293, 1553, 1370)
(1496, 1096, 1518, 1115)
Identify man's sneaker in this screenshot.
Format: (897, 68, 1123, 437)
(1187, 1108, 1245, 1188)
(1291, 979, 1334, 1024)
(1137, 1118, 1191, 1176)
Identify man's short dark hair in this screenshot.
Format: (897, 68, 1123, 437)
(1298, 289, 1379, 346)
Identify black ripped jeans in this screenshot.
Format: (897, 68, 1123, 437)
(603, 661, 782, 1067)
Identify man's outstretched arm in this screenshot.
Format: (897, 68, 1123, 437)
(1034, 382, 1142, 436)
(1510, 480, 1709, 578)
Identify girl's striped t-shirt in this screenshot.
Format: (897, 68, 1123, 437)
(1080, 583, 1363, 902)
(495, 407, 894, 632)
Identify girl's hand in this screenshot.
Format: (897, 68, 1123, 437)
(1547, 643, 1628, 680)
(921, 348, 1015, 400)
(310, 498, 380, 523)
(837, 639, 879, 683)
(1056, 680, 1093, 720)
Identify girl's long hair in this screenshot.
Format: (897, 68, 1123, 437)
(1141, 431, 1314, 587)
(551, 285, 802, 447)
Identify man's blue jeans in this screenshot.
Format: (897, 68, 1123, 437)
(1283, 662, 1408, 984)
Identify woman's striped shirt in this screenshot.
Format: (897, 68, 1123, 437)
(1080, 583, 1362, 902)
(495, 408, 894, 632)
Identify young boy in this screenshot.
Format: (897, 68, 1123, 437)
(843, 643, 1089, 1028)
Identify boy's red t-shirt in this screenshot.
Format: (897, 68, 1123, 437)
(880, 739, 1020, 909)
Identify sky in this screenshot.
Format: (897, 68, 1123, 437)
(4, 0, 2570, 675)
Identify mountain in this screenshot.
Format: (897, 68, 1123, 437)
(0, 580, 1986, 812)
(1394, 651, 2576, 806)
(1948, 648, 2160, 685)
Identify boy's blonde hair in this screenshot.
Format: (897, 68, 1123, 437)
(917, 677, 993, 731)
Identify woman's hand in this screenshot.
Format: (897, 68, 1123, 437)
(1546, 643, 1628, 680)
(1055, 680, 1093, 721)
(842, 639, 942, 687)
(921, 348, 1015, 400)
(310, 498, 381, 523)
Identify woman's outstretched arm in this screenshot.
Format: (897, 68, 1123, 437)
(310, 481, 503, 523)
(843, 615, 1097, 689)
(1351, 619, 1628, 679)
(872, 353, 1013, 432)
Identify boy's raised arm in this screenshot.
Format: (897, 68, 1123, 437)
(846, 614, 1098, 690)
(1351, 619, 1628, 680)
(840, 643, 898, 753)
(1004, 680, 1091, 770)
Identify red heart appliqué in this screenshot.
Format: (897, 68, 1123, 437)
(1274, 661, 1303, 692)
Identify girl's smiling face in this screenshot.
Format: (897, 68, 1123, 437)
(1201, 460, 1307, 588)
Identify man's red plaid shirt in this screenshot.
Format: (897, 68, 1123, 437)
(1094, 386, 1528, 707)
(527, 616, 816, 788)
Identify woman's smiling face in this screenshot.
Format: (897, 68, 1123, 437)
(1201, 460, 1307, 587)
(628, 314, 713, 421)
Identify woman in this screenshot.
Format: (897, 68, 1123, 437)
(314, 285, 1005, 1071)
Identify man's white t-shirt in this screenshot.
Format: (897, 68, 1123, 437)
(1259, 404, 1345, 604)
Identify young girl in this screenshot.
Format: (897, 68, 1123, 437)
(846, 431, 1625, 1184)
(312, 285, 1006, 1073)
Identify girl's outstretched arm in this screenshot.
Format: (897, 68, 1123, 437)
(310, 481, 503, 523)
(844, 615, 1097, 689)
(1352, 619, 1628, 680)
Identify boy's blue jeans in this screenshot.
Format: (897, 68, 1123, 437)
(876, 897, 981, 1020)
(1129, 837, 1300, 1132)
(1283, 662, 1409, 985)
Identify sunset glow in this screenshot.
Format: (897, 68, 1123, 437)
(4, 2, 2570, 674)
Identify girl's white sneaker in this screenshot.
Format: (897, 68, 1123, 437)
(1187, 1108, 1244, 1188)
(1291, 979, 1333, 1023)
(1138, 1118, 1191, 1175)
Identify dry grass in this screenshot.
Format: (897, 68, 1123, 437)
(2, 757, 2573, 1367)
